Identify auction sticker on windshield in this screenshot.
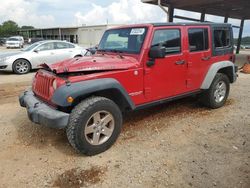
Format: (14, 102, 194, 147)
(130, 28, 145, 35)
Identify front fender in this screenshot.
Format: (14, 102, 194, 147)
(51, 78, 135, 109)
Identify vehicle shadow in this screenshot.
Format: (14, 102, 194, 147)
(13, 109, 78, 156)
(0, 69, 37, 75)
(122, 97, 211, 132)
(13, 96, 233, 156)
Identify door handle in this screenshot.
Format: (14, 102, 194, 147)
(175, 60, 185, 65)
(201, 56, 211, 61)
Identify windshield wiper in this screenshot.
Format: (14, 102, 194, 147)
(97, 49, 107, 52)
(109, 49, 124, 59)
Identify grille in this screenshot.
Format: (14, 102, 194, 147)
(34, 73, 54, 100)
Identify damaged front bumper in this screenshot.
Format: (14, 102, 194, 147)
(19, 90, 69, 129)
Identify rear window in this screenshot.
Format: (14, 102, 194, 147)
(214, 29, 231, 48)
(188, 28, 209, 52)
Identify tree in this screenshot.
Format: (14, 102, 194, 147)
(0, 20, 19, 37)
(21, 25, 35, 30)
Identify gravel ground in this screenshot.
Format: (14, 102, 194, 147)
(0, 51, 249, 188)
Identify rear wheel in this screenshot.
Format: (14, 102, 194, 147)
(74, 55, 82, 58)
(13, 59, 31, 74)
(199, 73, 230, 109)
(66, 96, 122, 156)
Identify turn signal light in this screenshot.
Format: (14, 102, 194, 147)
(67, 96, 74, 103)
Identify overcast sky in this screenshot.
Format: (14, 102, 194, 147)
(0, 0, 249, 37)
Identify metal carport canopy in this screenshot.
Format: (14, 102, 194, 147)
(142, 0, 250, 19)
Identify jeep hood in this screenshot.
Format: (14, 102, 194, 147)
(43, 55, 139, 74)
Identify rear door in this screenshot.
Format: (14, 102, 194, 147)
(144, 26, 188, 102)
(53, 42, 76, 62)
(185, 26, 212, 91)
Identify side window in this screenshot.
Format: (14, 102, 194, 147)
(214, 29, 231, 48)
(152, 29, 181, 55)
(188, 28, 208, 52)
(36, 43, 54, 51)
(68, 43, 75, 48)
(54, 42, 74, 49)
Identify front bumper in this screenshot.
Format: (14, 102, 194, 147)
(6, 44, 20, 48)
(0, 65, 8, 70)
(19, 90, 69, 129)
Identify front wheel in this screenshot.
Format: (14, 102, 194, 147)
(66, 96, 123, 156)
(13, 59, 31, 74)
(199, 73, 230, 109)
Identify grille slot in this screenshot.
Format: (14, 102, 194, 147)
(34, 73, 53, 99)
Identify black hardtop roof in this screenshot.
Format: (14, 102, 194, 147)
(152, 22, 232, 27)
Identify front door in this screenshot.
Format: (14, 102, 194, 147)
(31, 42, 58, 67)
(144, 26, 188, 102)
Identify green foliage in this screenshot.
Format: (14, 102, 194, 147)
(21, 26, 35, 30)
(0, 20, 19, 37)
(234, 37, 250, 45)
(0, 20, 35, 37)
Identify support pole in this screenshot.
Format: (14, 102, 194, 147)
(224, 16, 228, 23)
(174, 15, 200, 22)
(157, 0, 169, 22)
(236, 19, 245, 54)
(59, 28, 62, 40)
(168, 6, 174, 22)
(200, 12, 205, 22)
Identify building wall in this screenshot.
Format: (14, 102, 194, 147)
(19, 24, 121, 47)
(77, 25, 108, 47)
(77, 24, 121, 47)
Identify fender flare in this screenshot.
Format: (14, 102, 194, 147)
(51, 78, 135, 109)
(200, 61, 236, 89)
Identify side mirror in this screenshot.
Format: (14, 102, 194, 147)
(149, 46, 165, 59)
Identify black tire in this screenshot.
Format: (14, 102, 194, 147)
(66, 96, 123, 156)
(13, 59, 31, 74)
(199, 73, 230, 109)
(74, 55, 82, 58)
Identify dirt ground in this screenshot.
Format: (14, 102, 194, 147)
(0, 52, 249, 188)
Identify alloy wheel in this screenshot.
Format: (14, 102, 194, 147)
(84, 110, 115, 145)
(214, 81, 227, 103)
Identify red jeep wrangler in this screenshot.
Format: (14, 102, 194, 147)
(20, 23, 237, 155)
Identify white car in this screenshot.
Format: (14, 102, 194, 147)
(0, 40, 87, 74)
(6, 36, 24, 48)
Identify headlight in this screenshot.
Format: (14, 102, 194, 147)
(0, 57, 7, 62)
(0, 57, 11, 62)
(52, 79, 57, 90)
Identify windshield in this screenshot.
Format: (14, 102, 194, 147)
(98, 27, 147, 54)
(7, 38, 19, 41)
(22, 41, 43, 51)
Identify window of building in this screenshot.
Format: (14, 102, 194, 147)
(151, 29, 181, 55)
(188, 28, 208, 52)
